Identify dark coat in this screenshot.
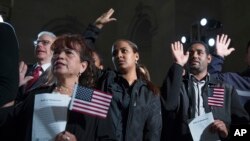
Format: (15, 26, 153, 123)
(209, 54, 250, 115)
(0, 22, 19, 107)
(2, 85, 116, 141)
(161, 63, 249, 141)
(16, 64, 51, 102)
(98, 70, 162, 141)
(0, 22, 19, 141)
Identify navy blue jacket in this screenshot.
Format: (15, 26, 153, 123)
(209, 55, 250, 114)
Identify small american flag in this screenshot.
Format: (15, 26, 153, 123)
(208, 87, 224, 107)
(69, 85, 112, 118)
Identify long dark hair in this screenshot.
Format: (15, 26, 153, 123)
(50, 34, 97, 88)
(112, 39, 159, 95)
(136, 64, 160, 95)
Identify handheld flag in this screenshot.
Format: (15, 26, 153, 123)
(69, 85, 112, 118)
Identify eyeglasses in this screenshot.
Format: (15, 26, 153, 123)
(33, 40, 51, 46)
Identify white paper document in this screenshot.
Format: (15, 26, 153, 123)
(32, 93, 71, 141)
(188, 112, 219, 141)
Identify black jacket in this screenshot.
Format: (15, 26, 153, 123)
(0, 22, 19, 107)
(98, 70, 162, 141)
(161, 63, 249, 141)
(1, 85, 116, 141)
(0, 22, 19, 141)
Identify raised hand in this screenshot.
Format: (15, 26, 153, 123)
(216, 34, 235, 58)
(19, 61, 33, 87)
(171, 41, 189, 66)
(94, 8, 117, 29)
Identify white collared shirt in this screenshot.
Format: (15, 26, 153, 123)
(35, 63, 51, 76)
(190, 74, 208, 117)
(193, 79, 206, 117)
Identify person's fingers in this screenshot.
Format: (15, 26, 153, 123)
(23, 63, 28, 72)
(177, 41, 181, 51)
(19, 61, 24, 72)
(185, 51, 189, 58)
(171, 43, 174, 51)
(213, 121, 220, 127)
(22, 76, 34, 85)
(228, 47, 235, 54)
(107, 8, 114, 14)
(222, 34, 228, 45)
(63, 131, 74, 141)
(63, 135, 70, 141)
(55, 132, 64, 141)
(174, 42, 177, 51)
(176, 41, 180, 51)
(177, 41, 180, 51)
(20, 63, 28, 76)
(63, 131, 70, 136)
(106, 8, 114, 17)
(213, 120, 226, 131)
(180, 42, 184, 53)
(216, 35, 220, 45)
(109, 18, 117, 21)
(220, 34, 225, 43)
(225, 38, 231, 47)
(171, 41, 183, 53)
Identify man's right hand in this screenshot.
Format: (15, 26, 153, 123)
(171, 41, 189, 66)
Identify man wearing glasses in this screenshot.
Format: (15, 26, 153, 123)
(17, 31, 56, 102)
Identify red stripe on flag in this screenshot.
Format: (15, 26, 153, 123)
(69, 85, 113, 119)
(74, 99, 109, 110)
(208, 87, 224, 107)
(72, 108, 107, 118)
(72, 103, 108, 114)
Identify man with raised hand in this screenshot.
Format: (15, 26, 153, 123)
(161, 41, 249, 141)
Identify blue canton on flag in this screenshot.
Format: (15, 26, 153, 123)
(75, 86, 93, 102)
(69, 85, 112, 118)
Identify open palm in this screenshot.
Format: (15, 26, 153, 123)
(171, 41, 189, 66)
(216, 34, 235, 58)
(19, 61, 33, 87)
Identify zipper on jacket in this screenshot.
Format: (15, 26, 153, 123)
(124, 89, 138, 140)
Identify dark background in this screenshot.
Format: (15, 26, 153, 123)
(1, 0, 250, 85)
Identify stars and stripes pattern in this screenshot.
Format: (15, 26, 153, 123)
(208, 87, 224, 107)
(69, 85, 112, 118)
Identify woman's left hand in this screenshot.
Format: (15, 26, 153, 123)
(55, 131, 77, 141)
